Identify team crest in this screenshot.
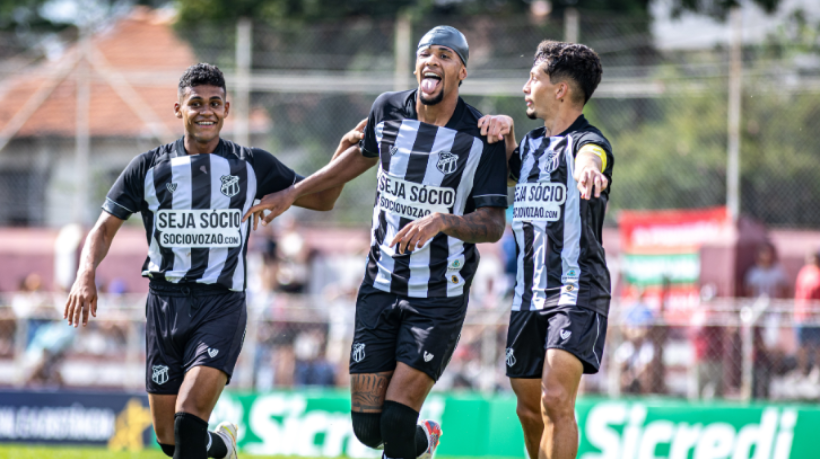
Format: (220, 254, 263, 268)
(352, 343, 366, 363)
(220, 175, 240, 197)
(543, 149, 562, 174)
(166, 183, 177, 194)
(436, 151, 459, 175)
(506, 348, 516, 367)
(152, 365, 169, 385)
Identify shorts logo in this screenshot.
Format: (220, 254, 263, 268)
(152, 365, 169, 385)
(560, 329, 572, 340)
(166, 183, 177, 194)
(390, 146, 399, 156)
(506, 348, 516, 367)
(220, 175, 240, 197)
(436, 151, 459, 175)
(423, 351, 434, 362)
(207, 348, 219, 358)
(352, 343, 366, 363)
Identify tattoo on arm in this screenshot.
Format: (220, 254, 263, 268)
(351, 372, 392, 412)
(439, 207, 505, 244)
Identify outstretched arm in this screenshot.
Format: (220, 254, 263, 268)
(390, 206, 506, 255)
(293, 118, 368, 211)
(64, 212, 125, 327)
(244, 138, 378, 230)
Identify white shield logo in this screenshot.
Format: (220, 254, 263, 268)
(166, 183, 177, 194)
(436, 151, 459, 175)
(352, 343, 366, 363)
(423, 351, 434, 362)
(506, 348, 516, 367)
(152, 365, 169, 385)
(220, 175, 240, 197)
(560, 329, 572, 340)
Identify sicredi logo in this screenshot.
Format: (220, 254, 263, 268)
(581, 403, 796, 459)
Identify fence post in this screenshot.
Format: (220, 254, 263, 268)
(394, 11, 412, 92)
(73, 27, 91, 225)
(726, 6, 742, 222)
(235, 18, 252, 148)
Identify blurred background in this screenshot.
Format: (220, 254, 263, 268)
(2, 0, 820, 456)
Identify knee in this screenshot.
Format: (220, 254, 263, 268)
(515, 400, 542, 428)
(540, 387, 574, 420)
(352, 412, 383, 449)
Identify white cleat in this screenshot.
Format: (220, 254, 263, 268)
(418, 420, 443, 459)
(215, 421, 239, 459)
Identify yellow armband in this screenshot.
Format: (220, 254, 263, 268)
(578, 144, 607, 172)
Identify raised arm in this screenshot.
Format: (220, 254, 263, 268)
(244, 137, 378, 230)
(65, 212, 125, 327)
(292, 118, 368, 211)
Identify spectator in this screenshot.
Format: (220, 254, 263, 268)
(744, 242, 789, 399)
(744, 242, 789, 299)
(293, 330, 336, 387)
(794, 250, 820, 378)
(615, 290, 656, 394)
(691, 285, 724, 400)
(276, 217, 311, 293)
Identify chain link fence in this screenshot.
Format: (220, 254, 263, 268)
(4, 289, 820, 401)
(1, 8, 820, 227)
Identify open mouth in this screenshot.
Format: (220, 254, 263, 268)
(421, 72, 442, 94)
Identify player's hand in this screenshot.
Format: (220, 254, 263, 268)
(574, 164, 609, 200)
(64, 271, 98, 328)
(243, 187, 298, 230)
(340, 118, 367, 151)
(390, 213, 446, 255)
(477, 115, 513, 144)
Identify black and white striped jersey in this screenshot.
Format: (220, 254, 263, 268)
(102, 138, 297, 292)
(360, 89, 507, 298)
(508, 115, 614, 315)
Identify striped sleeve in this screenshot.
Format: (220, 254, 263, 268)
(103, 152, 150, 220)
(470, 138, 508, 208)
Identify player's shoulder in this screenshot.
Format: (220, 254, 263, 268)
(455, 99, 483, 137)
(518, 127, 547, 153)
(371, 89, 415, 117)
(132, 141, 176, 169)
(569, 117, 612, 152)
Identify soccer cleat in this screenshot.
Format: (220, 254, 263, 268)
(418, 420, 443, 459)
(215, 421, 239, 459)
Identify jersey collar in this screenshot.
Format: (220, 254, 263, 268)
(172, 137, 227, 158)
(554, 114, 590, 137)
(407, 89, 466, 130)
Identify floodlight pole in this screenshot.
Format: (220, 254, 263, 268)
(235, 18, 252, 148)
(73, 27, 91, 225)
(726, 7, 742, 223)
(564, 7, 579, 43)
(394, 11, 412, 91)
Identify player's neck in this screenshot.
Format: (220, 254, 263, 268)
(415, 92, 458, 127)
(183, 136, 220, 155)
(542, 106, 583, 137)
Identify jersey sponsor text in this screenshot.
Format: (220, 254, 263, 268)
(157, 209, 242, 248)
(377, 173, 454, 220)
(513, 183, 566, 222)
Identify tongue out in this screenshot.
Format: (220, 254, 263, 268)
(421, 77, 440, 94)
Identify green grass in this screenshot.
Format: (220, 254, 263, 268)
(0, 445, 477, 459)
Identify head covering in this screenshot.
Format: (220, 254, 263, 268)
(417, 26, 469, 67)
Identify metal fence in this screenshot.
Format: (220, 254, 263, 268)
(4, 290, 820, 402)
(1, 8, 820, 228)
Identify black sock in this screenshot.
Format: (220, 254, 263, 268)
(159, 443, 175, 457)
(174, 412, 208, 459)
(415, 425, 429, 457)
(207, 431, 229, 458)
(352, 411, 384, 449)
(380, 401, 419, 459)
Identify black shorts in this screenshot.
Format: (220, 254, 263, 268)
(505, 306, 607, 377)
(145, 283, 247, 394)
(349, 283, 468, 382)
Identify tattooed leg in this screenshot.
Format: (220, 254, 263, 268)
(351, 372, 393, 413)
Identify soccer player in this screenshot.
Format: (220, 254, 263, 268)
(478, 41, 613, 459)
(244, 26, 507, 459)
(63, 63, 361, 459)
